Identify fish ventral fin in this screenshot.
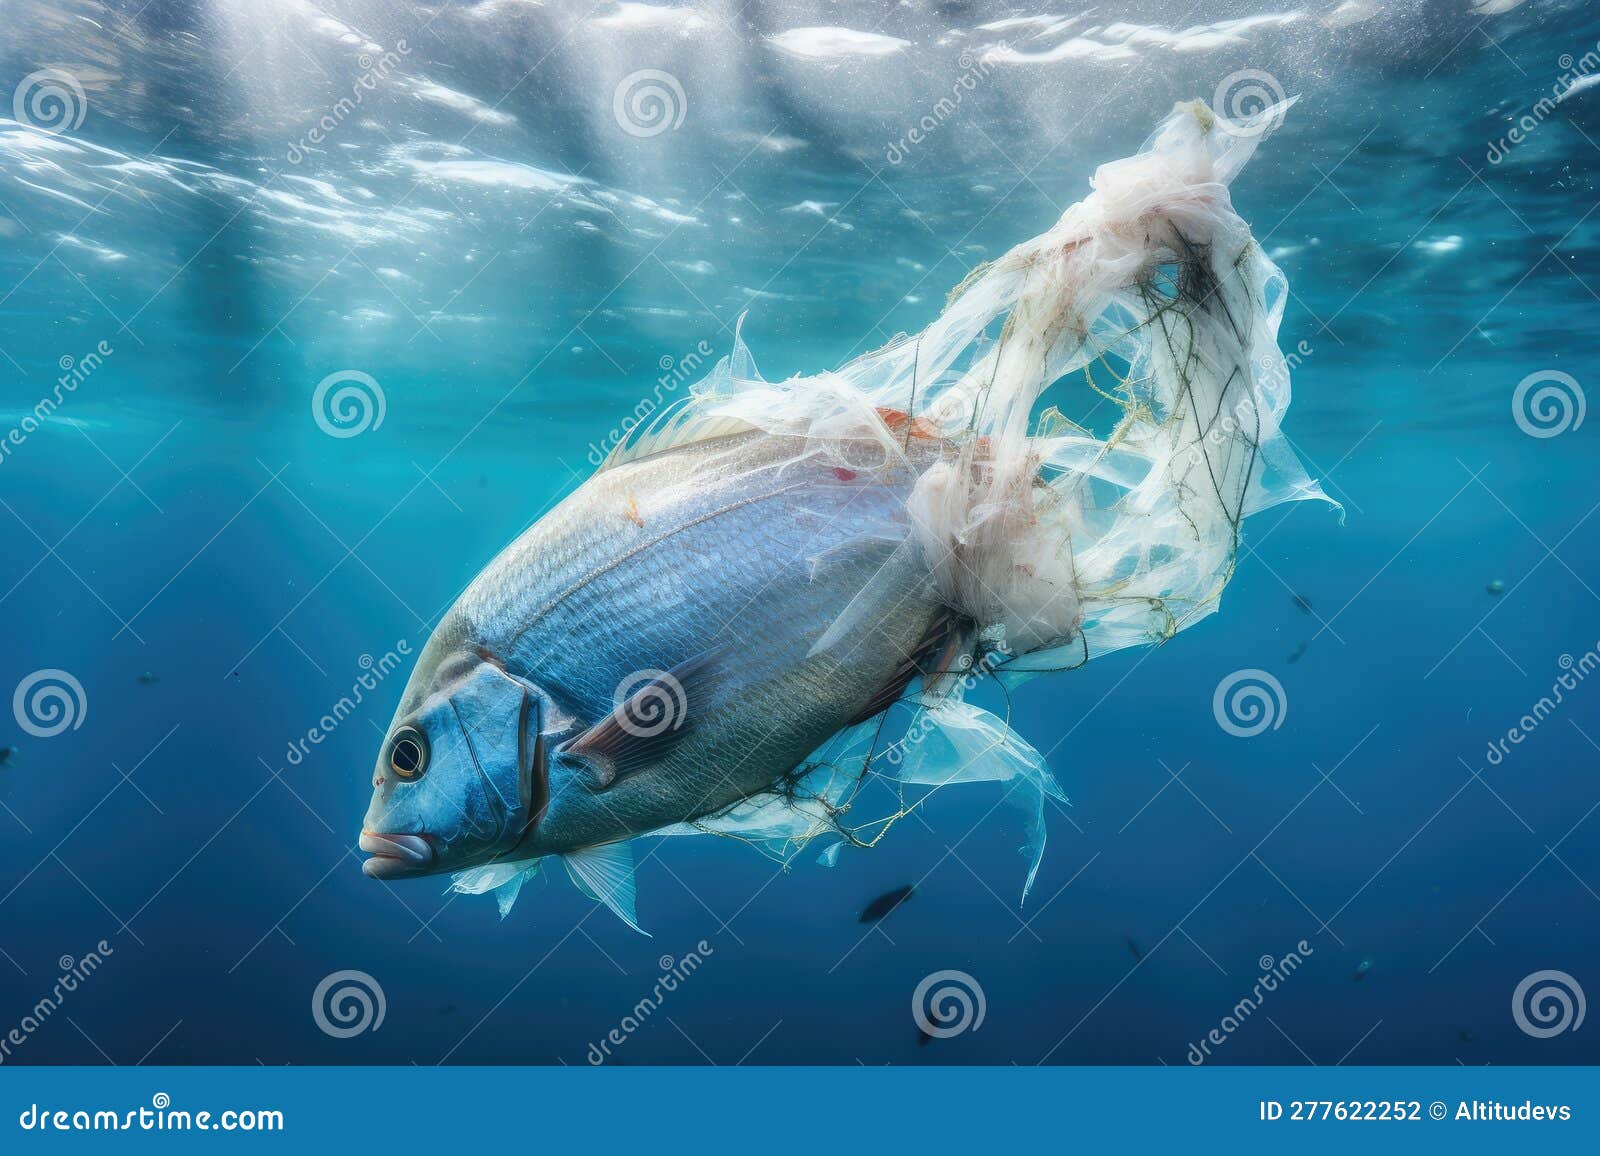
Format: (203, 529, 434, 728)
(563, 645, 732, 789)
(562, 842, 648, 935)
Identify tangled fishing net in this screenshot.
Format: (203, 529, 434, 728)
(465, 99, 1338, 913)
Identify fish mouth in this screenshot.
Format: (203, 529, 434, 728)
(360, 831, 436, 879)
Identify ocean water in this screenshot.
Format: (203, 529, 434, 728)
(1, 0, 1597, 1068)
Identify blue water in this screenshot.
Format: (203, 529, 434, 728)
(1, 0, 1598, 1066)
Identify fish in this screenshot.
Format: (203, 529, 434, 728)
(1353, 956, 1374, 982)
(137, 671, 160, 685)
(1291, 594, 1314, 615)
(1123, 935, 1145, 963)
(1287, 640, 1308, 664)
(859, 884, 915, 923)
(357, 99, 1334, 931)
(0, 746, 13, 767)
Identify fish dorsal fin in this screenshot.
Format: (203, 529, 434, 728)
(597, 312, 763, 473)
(562, 646, 730, 788)
(597, 397, 756, 473)
(562, 842, 649, 935)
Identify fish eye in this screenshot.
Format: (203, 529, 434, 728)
(387, 726, 430, 781)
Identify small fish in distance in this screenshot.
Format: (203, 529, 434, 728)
(859, 884, 915, 923)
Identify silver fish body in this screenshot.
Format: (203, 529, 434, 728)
(391, 427, 946, 865)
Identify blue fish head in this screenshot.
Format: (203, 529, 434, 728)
(360, 649, 545, 880)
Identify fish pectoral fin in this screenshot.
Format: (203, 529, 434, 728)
(562, 645, 733, 788)
(562, 842, 649, 936)
(846, 606, 973, 727)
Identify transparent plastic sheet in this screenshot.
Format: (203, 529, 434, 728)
(692, 98, 1335, 670)
(455, 100, 1338, 919)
